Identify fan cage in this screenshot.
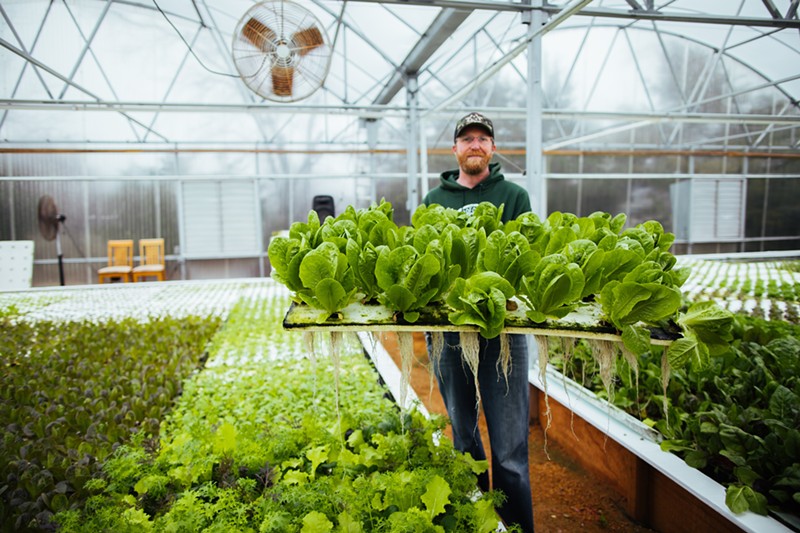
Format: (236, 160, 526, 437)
(232, 0, 332, 103)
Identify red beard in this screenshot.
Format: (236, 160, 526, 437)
(456, 150, 492, 175)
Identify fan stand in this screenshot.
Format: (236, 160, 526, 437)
(55, 214, 66, 286)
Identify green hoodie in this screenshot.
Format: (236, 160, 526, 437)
(422, 162, 531, 222)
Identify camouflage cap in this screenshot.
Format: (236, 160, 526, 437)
(453, 112, 494, 141)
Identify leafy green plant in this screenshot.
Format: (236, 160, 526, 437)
(548, 314, 800, 520)
(477, 230, 539, 293)
(296, 241, 359, 317)
(375, 244, 447, 323)
(446, 272, 515, 340)
(0, 313, 220, 532)
(55, 292, 504, 532)
(518, 254, 585, 323)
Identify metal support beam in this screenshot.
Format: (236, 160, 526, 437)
(525, 0, 546, 217)
(0, 37, 169, 141)
(788, 0, 799, 19)
(371, 8, 472, 106)
(348, 0, 800, 29)
(406, 75, 420, 214)
(625, 0, 643, 11)
(761, 0, 782, 19)
(2, 99, 800, 128)
(426, 0, 595, 116)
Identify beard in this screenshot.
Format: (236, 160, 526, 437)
(456, 150, 492, 175)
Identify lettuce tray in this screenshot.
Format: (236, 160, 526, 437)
(282, 299, 681, 345)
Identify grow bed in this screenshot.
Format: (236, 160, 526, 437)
(527, 362, 795, 533)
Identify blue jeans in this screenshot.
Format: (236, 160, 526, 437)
(428, 332, 535, 533)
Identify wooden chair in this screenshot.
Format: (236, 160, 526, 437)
(132, 238, 166, 282)
(98, 239, 134, 283)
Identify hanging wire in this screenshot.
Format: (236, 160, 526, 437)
(152, 0, 238, 77)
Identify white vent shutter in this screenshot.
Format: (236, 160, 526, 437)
(221, 181, 258, 254)
(716, 179, 743, 240)
(182, 180, 259, 257)
(689, 180, 717, 241)
(183, 182, 221, 256)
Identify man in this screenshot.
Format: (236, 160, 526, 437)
(422, 112, 535, 533)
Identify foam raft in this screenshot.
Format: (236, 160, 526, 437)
(282, 298, 681, 345)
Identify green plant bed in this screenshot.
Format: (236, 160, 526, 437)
(0, 311, 222, 532)
(54, 293, 504, 533)
(545, 313, 800, 525)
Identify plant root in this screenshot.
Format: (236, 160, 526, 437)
(661, 350, 671, 429)
(397, 331, 415, 416)
(559, 337, 579, 440)
(589, 339, 617, 404)
(496, 332, 511, 394)
(430, 331, 444, 378)
(588, 339, 619, 450)
(428, 331, 444, 404)
(304, 331, 316, 364)
(534, 335, 552, 459)
(620, 344, 642, 416)
(460, 331, 482, 411)
(329, 331, 344, 439)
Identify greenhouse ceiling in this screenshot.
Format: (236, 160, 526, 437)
(1, 0, 799, 155)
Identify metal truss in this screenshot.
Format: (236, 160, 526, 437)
(0, 0, 798, 154)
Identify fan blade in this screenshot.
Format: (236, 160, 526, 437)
(242, 17, 276, 53)
(271, 65, 295, 97)
(37, 195, 59, 241)
(292, 26, 324, 57)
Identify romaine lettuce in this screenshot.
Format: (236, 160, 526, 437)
(446, 272, 515, 339)
(519, 254, 586, 323)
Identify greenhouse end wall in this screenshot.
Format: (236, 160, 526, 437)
(2, 172, 798, 287)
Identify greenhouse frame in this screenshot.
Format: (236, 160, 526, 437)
(1, 0, 798, 286)
(2, 2, 800, 533)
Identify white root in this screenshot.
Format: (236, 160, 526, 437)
(460, 331, 482, 410)
(304, 331, 317, 364)
(368, 332, 380, 364)
(620, 344, 641, 416)
(430, 330, 444, 379)
(588, 339, 618, 450)
(427, 331, 444, 404)
(534, 335, 552, 459)
(559, 338, 579, 440)
(589, 339, 618, 403)
(534, 335, 552, 431)
(329, 331, 343, 437)
(620, 345, 640, 386)
(661, 350, 671, 429)
(397, 331, 415, 415)
(496, 333, 511, 394)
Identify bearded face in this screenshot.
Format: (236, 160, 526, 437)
(456, 148, 493, 175)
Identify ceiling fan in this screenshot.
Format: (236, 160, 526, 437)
(231, 0, 332, 103)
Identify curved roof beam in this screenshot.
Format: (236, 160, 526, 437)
(552, 23, 800, 108)
(356, 0, 800, 28)
(426, 0, 595, 116)
(371, 7, 473, 106)
(0, 36, 169, 142)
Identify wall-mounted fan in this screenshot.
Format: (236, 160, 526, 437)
(37, 195, 66, 286)
(231, 0, 332, 103)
